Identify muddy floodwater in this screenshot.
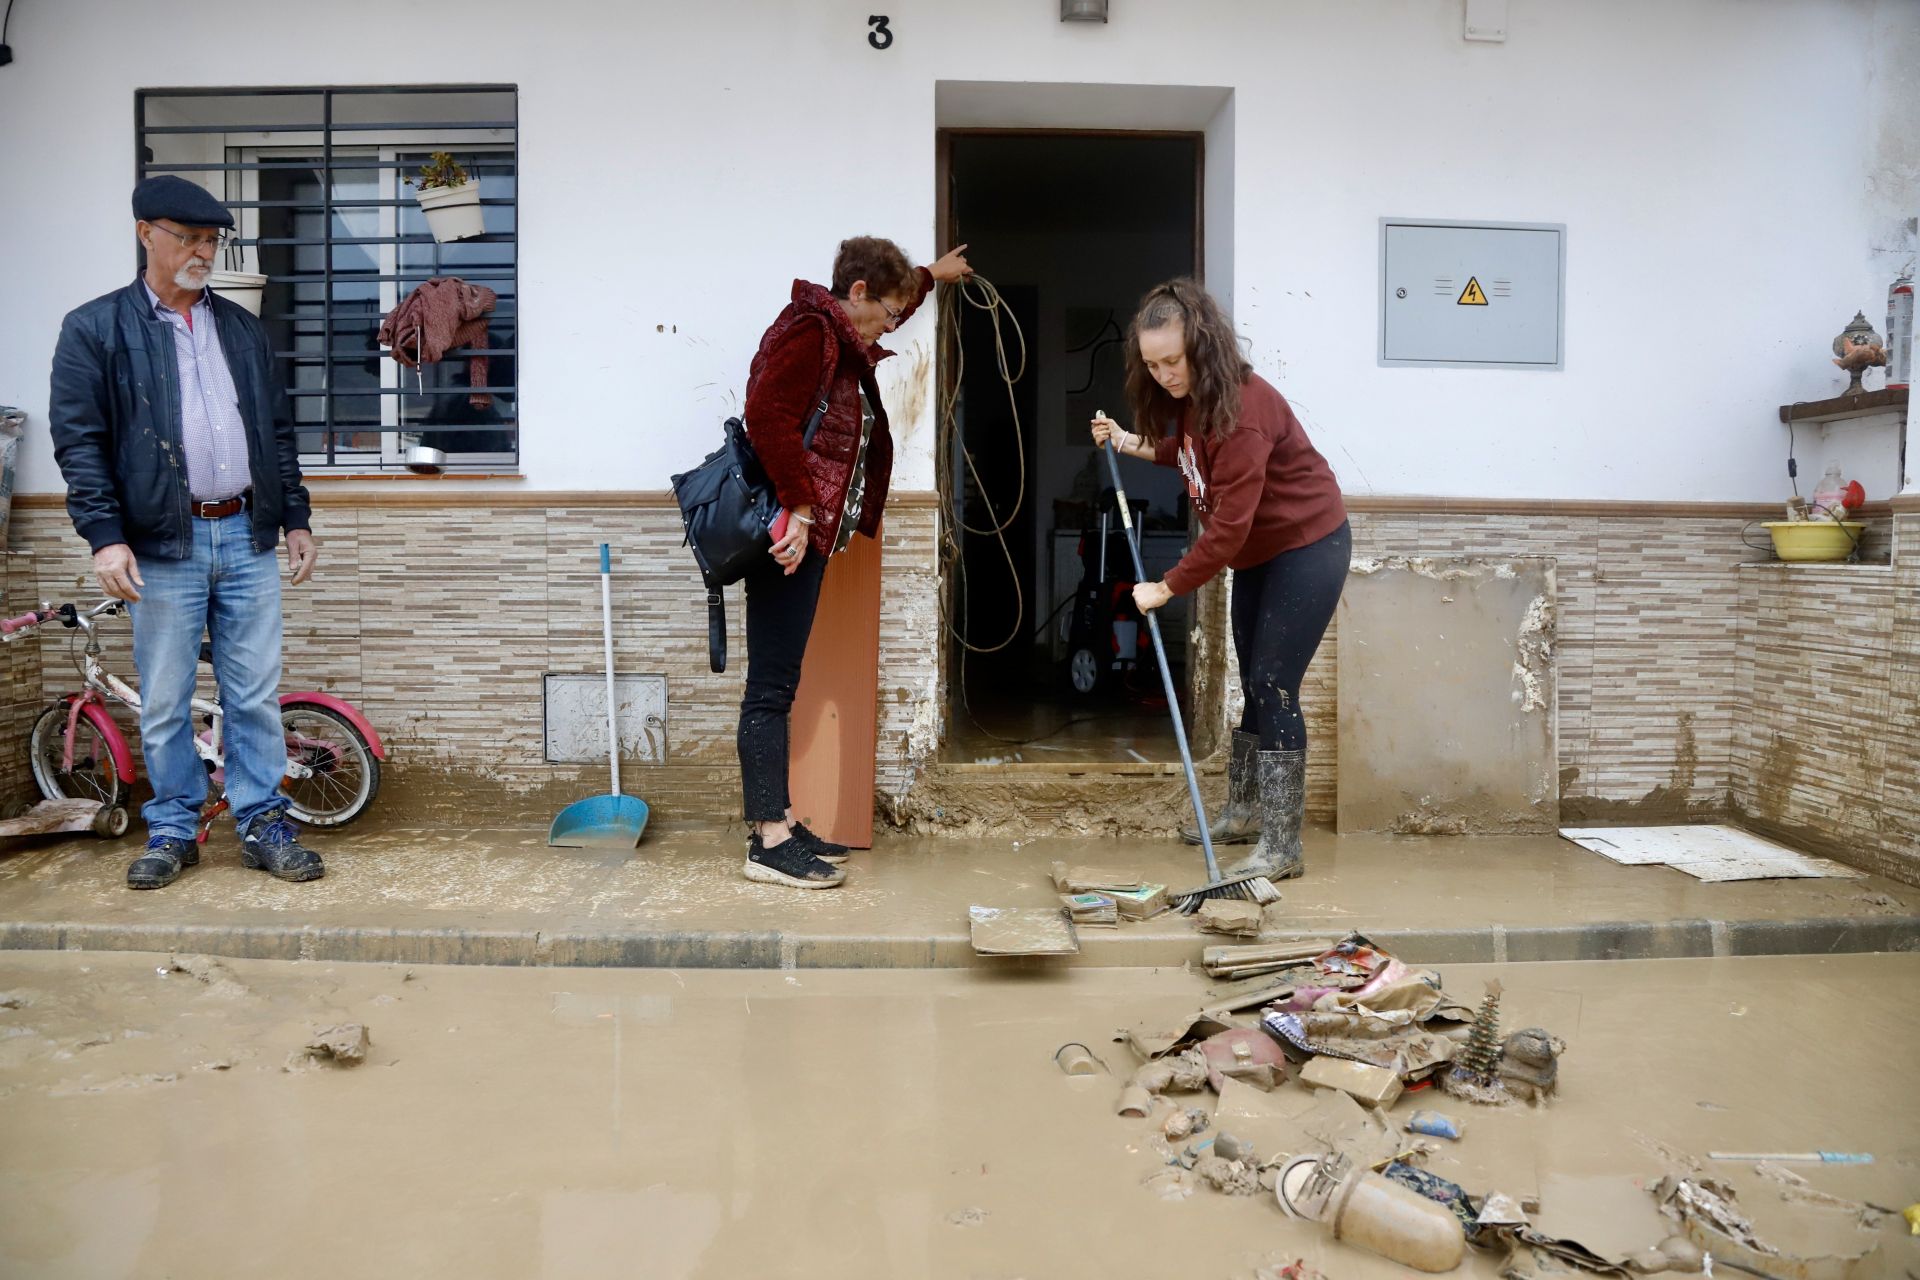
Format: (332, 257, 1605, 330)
(0, 952, 1914, 1278)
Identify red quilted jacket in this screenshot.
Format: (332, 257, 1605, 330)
(743, 270, 931, 556)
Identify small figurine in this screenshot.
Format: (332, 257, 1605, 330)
(1832, 311, 1887, 395)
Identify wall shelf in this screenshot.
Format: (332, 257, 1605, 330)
(1778, 387, 1907, 424)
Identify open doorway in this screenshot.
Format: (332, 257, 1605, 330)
(938, 131, 1202, 764)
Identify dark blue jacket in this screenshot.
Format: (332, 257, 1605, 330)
(49, 278, 310, 559)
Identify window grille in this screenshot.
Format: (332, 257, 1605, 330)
(136, 86, 519, 472)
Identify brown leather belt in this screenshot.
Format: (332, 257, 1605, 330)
(189, 492, 251, 519)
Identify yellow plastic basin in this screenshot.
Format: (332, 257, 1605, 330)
(1763, 521, 1865, 563)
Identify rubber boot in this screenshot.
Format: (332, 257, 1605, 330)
(1182, 729, 1261, 846)
(1224, 749, 1306, 880)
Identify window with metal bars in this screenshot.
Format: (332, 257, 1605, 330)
(136, 86, 519, 473)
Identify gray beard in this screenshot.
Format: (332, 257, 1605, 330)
(174, 262, 211, 291)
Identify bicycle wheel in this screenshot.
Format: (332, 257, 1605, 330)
(29, 702, 129, 810)
(280, 701, 380, 827)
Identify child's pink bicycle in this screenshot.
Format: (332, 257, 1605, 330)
(1, 598, 386, 840)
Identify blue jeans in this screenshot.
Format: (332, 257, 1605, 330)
(128, 511, 286, 840)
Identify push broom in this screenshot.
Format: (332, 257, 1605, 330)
(1100, 434, 1278, 913)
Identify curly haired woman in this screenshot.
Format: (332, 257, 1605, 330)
(1090, 279, 1349, 881)
(736, 236, 971, 889)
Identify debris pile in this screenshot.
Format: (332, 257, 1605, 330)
(1074, 933, 1886, 1277)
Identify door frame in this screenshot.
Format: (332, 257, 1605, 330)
(933, 127, 1223, 763)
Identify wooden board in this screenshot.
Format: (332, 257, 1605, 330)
(789, 526, 883, 848)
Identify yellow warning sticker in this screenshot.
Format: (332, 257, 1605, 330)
(1457, 277, 1489, 306)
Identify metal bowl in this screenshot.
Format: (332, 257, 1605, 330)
(405, 444, 446, 474)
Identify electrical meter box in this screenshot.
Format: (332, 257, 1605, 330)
(1379, 218, 1565, 369)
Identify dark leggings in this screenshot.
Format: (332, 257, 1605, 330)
(1230, 522, 1351, 752)
(737, 552, 827, 822)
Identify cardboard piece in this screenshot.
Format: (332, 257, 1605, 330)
(1531, 1174, 1672, 1268)
(1300, 1055, 1405, 1109)
(1197, 899, 1264, 936)
(1107, 884, 1169, 920)
(1199, 977, 1300, 1021)
(1560, 824, 1866, 882)
(967, 906, 1079, 956)
(1122, 1006, 1235, 1061)
(1060, 893, 1118, 927)
(1212, 1079, 1404, 1169)
(1049, 862, 1144, 893)
(1203, 939, 1336, 978)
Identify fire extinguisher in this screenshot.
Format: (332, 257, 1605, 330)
(1889, 268, 1914, 390)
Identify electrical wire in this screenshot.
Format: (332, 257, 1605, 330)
(936, 273, 1136, 748)
(1065, 311, 1122, 395)
(1, 0, 15, 45)
(937, 273, 1028, 653)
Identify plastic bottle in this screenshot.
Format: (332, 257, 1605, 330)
(1811, 464, 1848, 521)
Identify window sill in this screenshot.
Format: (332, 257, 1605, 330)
(306, 472, 524, 482)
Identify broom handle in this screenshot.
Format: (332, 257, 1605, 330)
(600, 543, 621, 798)
(1102, 441, 1219, 880)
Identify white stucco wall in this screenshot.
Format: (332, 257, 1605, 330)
(1, 0, 1914, 503)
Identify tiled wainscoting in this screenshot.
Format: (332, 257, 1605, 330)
(4, 493, 1912, 883)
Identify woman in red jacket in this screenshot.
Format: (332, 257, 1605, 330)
(1091, 279, 1349, 882)
(737, 236, 971, 890)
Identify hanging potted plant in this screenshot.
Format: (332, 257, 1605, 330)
(409, 151, 485, 243)
(207, 239, 268, 317)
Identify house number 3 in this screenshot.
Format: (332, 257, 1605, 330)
(868, 15, 893, 49)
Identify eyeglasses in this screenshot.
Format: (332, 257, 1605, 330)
(148, 223, 234, 253)
(875, 296, 904, 329)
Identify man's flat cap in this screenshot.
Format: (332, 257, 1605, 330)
(132, 175, 235, 229)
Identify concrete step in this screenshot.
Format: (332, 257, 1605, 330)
(0, 823, 1913, 971)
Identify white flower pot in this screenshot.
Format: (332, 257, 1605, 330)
(207, 270, 268, 317)
(414, 179, 485, 243)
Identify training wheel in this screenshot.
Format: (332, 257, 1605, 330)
(92, 806, 131, 838)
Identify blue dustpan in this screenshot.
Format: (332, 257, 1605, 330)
(548, 792, 649, 849)
(548, 544, 650, 850)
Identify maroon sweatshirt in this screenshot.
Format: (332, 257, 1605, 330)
(1151, 373, 1347, 596)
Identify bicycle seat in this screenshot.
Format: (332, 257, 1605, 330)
(198, 640, 214, 666)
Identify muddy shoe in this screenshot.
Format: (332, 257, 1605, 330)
(127, 836, 199, 890)
(240, 810, 325, 882)
(1223, 748, 1307, 881)
(744, 835, 846, 889)
(791, 821, 850, 864)
(1182, 729, 1261, 846)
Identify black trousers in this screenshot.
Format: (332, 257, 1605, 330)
(1229, 522, 1351, 751)
(737, 552, 827, 822)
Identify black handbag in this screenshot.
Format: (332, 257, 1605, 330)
(671, 393, 830, 673)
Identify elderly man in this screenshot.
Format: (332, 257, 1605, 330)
(49, 175, 322, 889)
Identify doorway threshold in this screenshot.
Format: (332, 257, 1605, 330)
(937, 758, 1200, 777)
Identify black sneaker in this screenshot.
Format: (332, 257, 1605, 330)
(128, 836, 199, 890)
(743, 834, 845, 890)
(791, 821, 850, 864)
(240, 809, 325, 882)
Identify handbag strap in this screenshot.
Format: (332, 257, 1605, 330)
(707, 587, 727, 673)
(799, 338, 837, 451)
(800, 396, 828, 450)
